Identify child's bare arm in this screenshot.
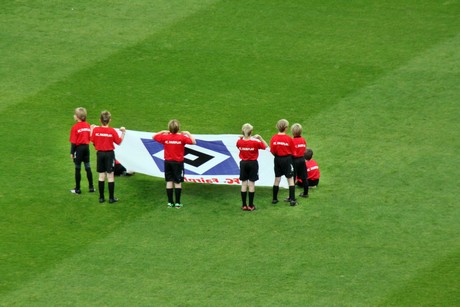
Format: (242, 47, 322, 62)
(119, 127, 126, 143)
(182, 131, 196, 145)
(254, 134, 268, 147)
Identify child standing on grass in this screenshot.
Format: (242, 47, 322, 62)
(153, 119, 196, 209)
(91, 111, 126, 204)
(291, 123, 309, 198)
(270, 119, 297, 206)
(69, 107, 95, 194)
(236, 123, 268, 211)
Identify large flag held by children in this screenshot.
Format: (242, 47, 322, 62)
(114, 129, 288, 188)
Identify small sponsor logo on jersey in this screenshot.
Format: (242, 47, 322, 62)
(274, 141, 289, 146)
(95, 133, 113, 137)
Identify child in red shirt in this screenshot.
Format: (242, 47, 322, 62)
(236, 123, 268, 211)
(291, 123, 309, 198)
(153, 119, 196, 209)
(270, 119, 297, 206)
(69, 107, 94, 194)
(296, 148, 320, 188)
(91, 111, 126, 203)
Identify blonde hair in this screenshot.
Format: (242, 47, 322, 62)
(276, 119, 289, 132)
(100, 110, 111, 125)
(241, 123, 253, 137)
(291, 123, 302, 137)
(168, 119, 180, 133)
(74, 107, 87, 121)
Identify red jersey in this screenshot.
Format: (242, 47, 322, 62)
(306, 159, 320, 180)
(91, 126, 122, 151)
(270, 133, 294, 157)
(70, 121, 91, 145)
(292, 136, 307, 158)
(153, 133, 194, 162)
(236, 138, 267, 161)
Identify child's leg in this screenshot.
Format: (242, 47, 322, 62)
(248, 181, 255, 207)
(241, 181, 248, 207)
(303, 179, 309, 196)
(74, 163, 82, 190)
(166, 181, 174, 204)
(287, 177, 296, 205)
(272, 177, 281, 202)
(84, 162, 94, 190)
(174, 182, 182, 205)
(107, 172, 115, 200)
(98, 172, 106, 200)
(309, 179, 319, 188)
(299, 169, 308, 197)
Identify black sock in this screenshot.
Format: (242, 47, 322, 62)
(175, 188, 182, 204)
(289, 185, 295, 201)
(75, 169, 81, 190)
(167, 188, 174, 203)
(249, 192, 255, 206)
(98, 181, 105, 198)
(273, 185, 279, 200)
(304, 182, 309, 196)
(108, 182, 115, 199)
(86, 168, 94, 189)
(241, 191, 247, 206)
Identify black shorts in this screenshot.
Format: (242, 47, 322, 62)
(74, 144, 90, 165)
(164, 160, 184, 183)
(239, 160, 259, 182)
(97, 151, 115, 173)
(292, 157, 307, 182)
(309, 179, 319, 187)
(274, 155, 294, 178)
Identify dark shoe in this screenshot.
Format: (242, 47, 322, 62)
(89, 187, 96, 193)
(299, 193, 309, 198)
(248, 206, 256, 211)
(290, 200, 298, 206)
(99, 198, 105, 203)
(284, 198, 292, 202)
(70, 189, 81, 194)
(272, 199, 279, 204)
(109, 198, 118, 203)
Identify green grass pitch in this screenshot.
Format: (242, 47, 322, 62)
(1, 0, 459, 305)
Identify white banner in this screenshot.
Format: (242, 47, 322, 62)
(114, 129, 288, 188)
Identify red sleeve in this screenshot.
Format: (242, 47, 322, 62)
(69, 126, 77, 143)
(269, 136, 276, 154)
(182, 134, 193, 144)
(112, 128, 122, 145)
(153, 133, 164, 143)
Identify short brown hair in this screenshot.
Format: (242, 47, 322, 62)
(100, 111, 111, 125)
(304, 148, 313, 160)
(168, 119, 180, 133)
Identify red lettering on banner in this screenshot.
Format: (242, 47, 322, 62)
(225, 178, 240, 184)
(184, 177, 219, 184)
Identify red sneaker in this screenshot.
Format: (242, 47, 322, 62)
(248, 206, 256, 211)
(242, 206, 249, 211)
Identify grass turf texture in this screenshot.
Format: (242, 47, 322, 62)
(1, 0, 459, 305)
